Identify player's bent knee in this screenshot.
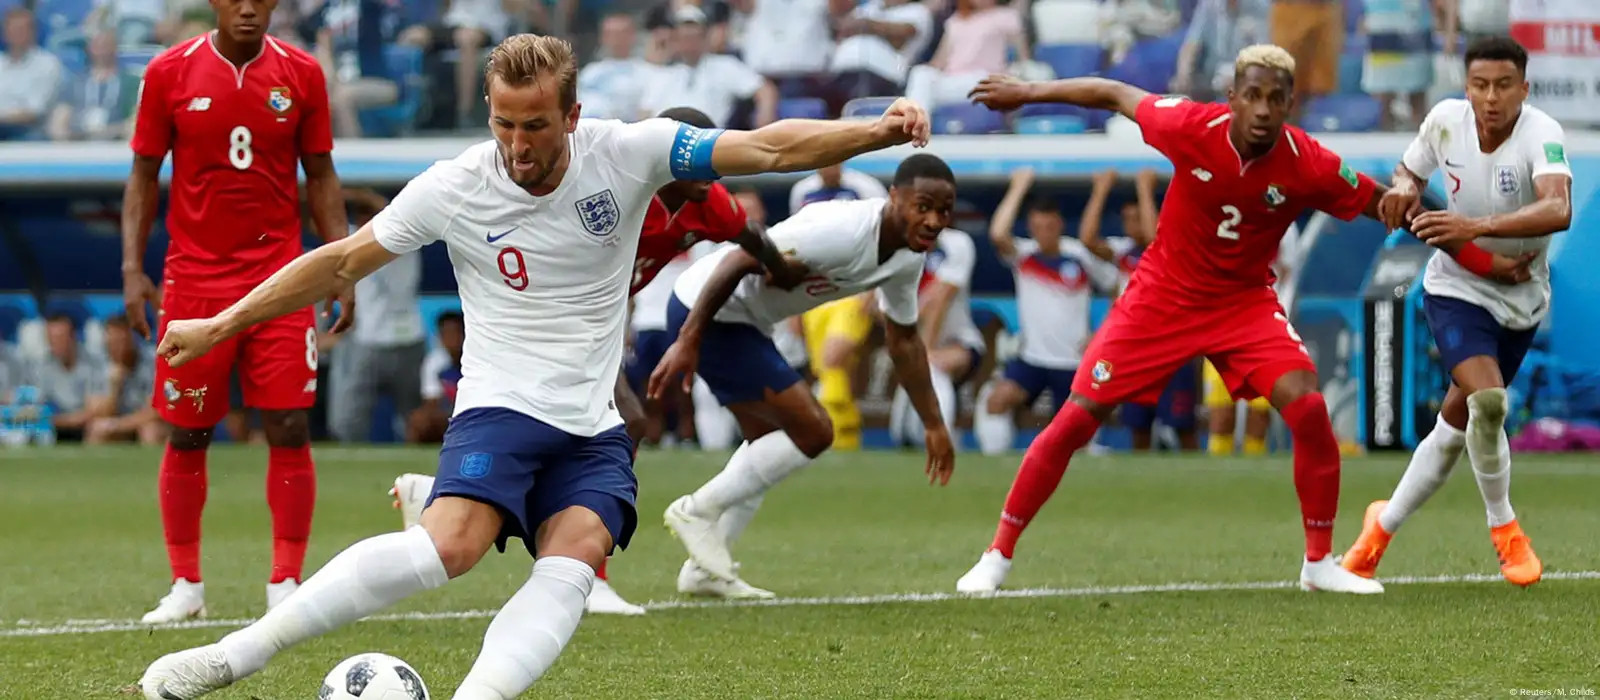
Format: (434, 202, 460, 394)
(260, 410, 310, 447)
(1466, 387, 1509, 425)
(534, 506, 614, 572)
(789, 407, 834, 457)
(420, 496, 503, 578)
(1267, 369, 1320, 409)
(1066, 393, 1115, 423)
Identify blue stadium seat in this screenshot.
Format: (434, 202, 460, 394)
(1337, 48, 1365, 95)
(1130, 32, 1184, 77)
(841, 96, 897, 119)
(1035, 43, 1101, 79)
(1013, 115, 1087, 134)
(34, 0, 94, 37)
(54, 46, 87, 76)
(1303, 94, 1383, 132)
(0, 304, 24, 344)
(778, 97, 828, 120)
(932, 104, 1008, 134)
(118, 46, 160, 76)
(1017, 101, 1109, 130)
(358, 45, 426, 138)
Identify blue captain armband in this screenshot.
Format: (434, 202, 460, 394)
(669, 123, 725, 180)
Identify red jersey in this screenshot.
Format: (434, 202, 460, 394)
(630, 182, 748, 295)
(1129, 94, 1376, 306)
(132, 33, 333, 300)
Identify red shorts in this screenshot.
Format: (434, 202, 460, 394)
(153, 295, 318, 428)
(1072, 287, 1315, 407)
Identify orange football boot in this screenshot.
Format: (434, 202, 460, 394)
(1340, 500, 1393, 579)
(1491, 520, 1542, 587)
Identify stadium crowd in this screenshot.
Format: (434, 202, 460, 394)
(0, 0, 1505, 140)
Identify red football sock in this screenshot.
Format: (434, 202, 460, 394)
(990, 402, 1101, 559)
(159, 445, 208, 582)
(596, 559, 609, 581)
(266, 445, 317, 584)
(1280, 393, 1340, 561)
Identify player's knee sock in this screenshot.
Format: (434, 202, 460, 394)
(159, 444, 208, 582)
(989, 402, 1100, 558)
(266, 445, 316, 584)
(973, 382, 1015, 455)
(1280, 393, 1339, 561)
(718, 495, 764, 547)
(452, 556, 593, 700)
(1207, 434, 1235, 456)
(1379, 414, 1465, 534)
(218, 526, 447, 679)
(1465, 388, 1516, 528)
(1242, 436, 1268, 456)
(688, 431, 810, 518)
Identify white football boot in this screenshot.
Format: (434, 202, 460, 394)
(955, 550, 1012, 594)
(663, 495, 737, 581)
(585, 579, 647, 615)
(264, 580, 298, 611)
(677, 560, 776, 599)
(1300, 556, 1385, 594)
(139, 644, 235, 699)
(141, 579, 206, 624)
(389, 473, 436, 530)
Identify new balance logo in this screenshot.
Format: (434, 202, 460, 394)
(187, 97, 211, 111)
(1191, 168, 1213, 182)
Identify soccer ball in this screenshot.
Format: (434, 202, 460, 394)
(319, 653, 429, 700)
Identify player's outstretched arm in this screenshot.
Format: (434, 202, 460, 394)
(1414, 175, 1572, 243)
(1360, 183, 1536, 284)
(301, 153, 356, 332)
(969, 74, 1149, 120)
(707, 98, 930, 177)
(988, 168, 1032, 259)
(883, 320, 955, 485)
(646, 249, 770, 400)
(731, 219, 806, 290)
(157, 228, 398, 367)
(119, 155, 163, 339)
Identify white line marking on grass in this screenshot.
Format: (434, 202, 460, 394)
(6, 570, 1597, 638)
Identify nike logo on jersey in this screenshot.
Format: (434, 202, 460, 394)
(187, 97, 211, 111)
(486, 228, 515, 243)
(1444, 159, 1463, 168)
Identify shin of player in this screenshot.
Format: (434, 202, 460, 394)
(123, 0, 351, 623)
(1342, 37, 1567, 586)
(141, 33, 934, 700)
(652, 155, 960, 587)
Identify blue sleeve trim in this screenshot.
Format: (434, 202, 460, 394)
(669, 123, 725, 181)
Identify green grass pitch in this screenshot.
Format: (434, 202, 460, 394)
(1, 446, 1596, 699)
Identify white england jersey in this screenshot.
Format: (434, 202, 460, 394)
(1404, 100, 1571, 330)
(674, 198, 924, 330)
(371, 118, 710, 436)
(918, 229, 985, 352)
(1007, 237, 1120, 369)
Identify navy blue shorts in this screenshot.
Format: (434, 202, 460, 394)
(1121, 360, 1199, 432)
(1002, 358, 1076, 412)
(625, 330, 672, 395)
(667, 294, 803, 406)
(1423, 293, 1538, 383)
(429, 407, 638, 557)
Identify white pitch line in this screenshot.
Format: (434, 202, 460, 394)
(5, 570, 1597, 639)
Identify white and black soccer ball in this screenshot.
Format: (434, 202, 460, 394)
(319, 653, 429, 700)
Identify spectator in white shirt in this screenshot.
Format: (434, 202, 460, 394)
(578, 12, 656, 120)
(408, 311, 465, 444)
(640, 5, 778, 127)
(736, 0, 834, 78)
(829, 0, 935, 99)
(48, 30, 141, 142)
(904, 0, 1025, 111)
(644, 0, 732, 60)
(327, 189, 428, 443)
(84, 315, 165, 445)
(0, 9, 63, 141)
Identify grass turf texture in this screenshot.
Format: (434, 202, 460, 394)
(1, 446, 1596, 699)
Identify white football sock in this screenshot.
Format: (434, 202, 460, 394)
(1466, 388, 1516, 528)
(687, 431, 811, 518)
(973, 381, 1015, 455)
(718, 494, 764, 547)
(451, 556, 594, 700)
(219, 526, 448, 677)
(1379, 414, 1466, 534)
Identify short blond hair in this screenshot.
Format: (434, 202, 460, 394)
(485, 34, 579, 110)
(1235, 44, 1296, 77)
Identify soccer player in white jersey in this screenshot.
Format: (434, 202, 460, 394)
(1341, 37, 1570, 588)
(649, 154, 960, 589)
(972, 167, 1121, 455)
(137, 34, 933, 700)
(889, 227, 987, 445)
